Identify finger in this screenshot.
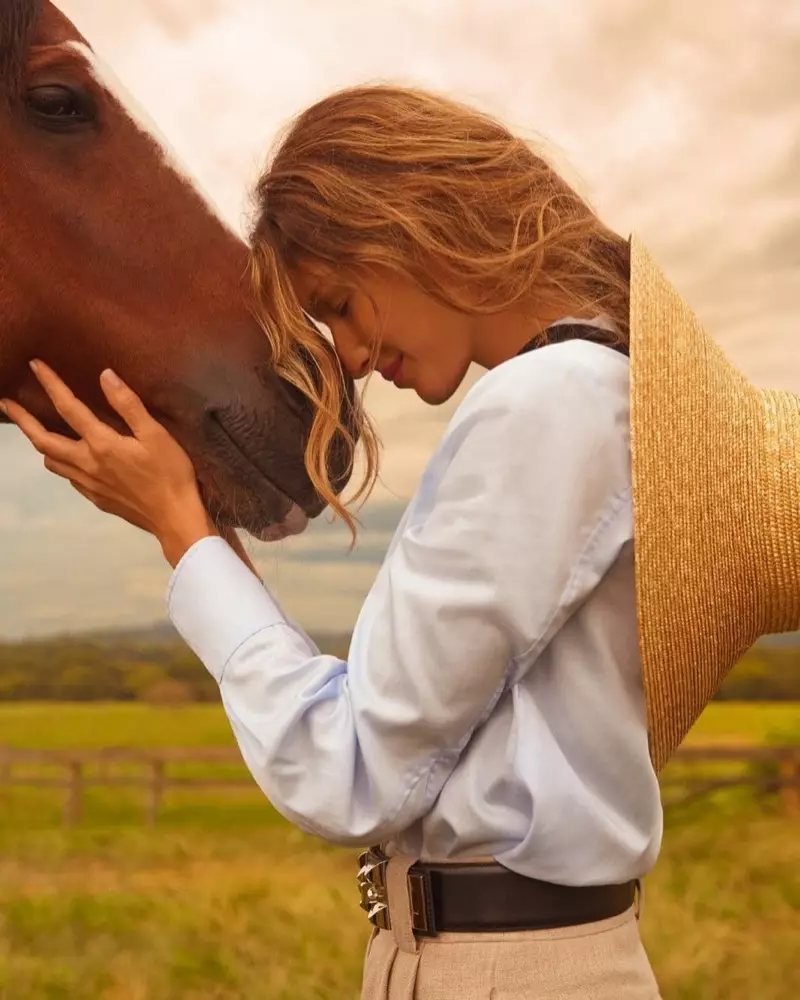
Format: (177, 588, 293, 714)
(29, 359, 116, 444)
(99, 369, 161, 439)
(43, 456, 100, 493)
(0, 398, 89, 464)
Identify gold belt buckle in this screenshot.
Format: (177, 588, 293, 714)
(357, 849, 391, 930)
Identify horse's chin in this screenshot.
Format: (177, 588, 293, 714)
(255, 503, 309, 542)
(191, 406, 335, 539)
(198, 467, 315, 542)
(192, 428, 320, 541)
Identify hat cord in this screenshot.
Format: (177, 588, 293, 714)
(518, 322, 630, 359)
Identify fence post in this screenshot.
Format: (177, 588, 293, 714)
(0, 758, 10, 805)
(63, 760, 83, 827)
(778, 752, 800, 818)
(147, 759, 165, 826)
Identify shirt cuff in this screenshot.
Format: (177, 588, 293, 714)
(166, 535, 287, 682)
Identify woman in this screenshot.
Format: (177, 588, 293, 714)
(4, 85, 798, 999)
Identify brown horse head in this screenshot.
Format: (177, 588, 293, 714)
(0, 0, 353, 540)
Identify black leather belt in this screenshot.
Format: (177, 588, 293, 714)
(357, 847, 638, 936)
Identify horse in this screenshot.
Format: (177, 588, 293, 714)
(0, 0, 352, 541)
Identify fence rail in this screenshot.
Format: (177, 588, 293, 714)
(0, 744, 798, 826)
(657, 745, 800, 816)
(0, 747, 252, 826)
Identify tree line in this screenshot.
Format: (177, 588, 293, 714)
(0, 632, 351, 704)
(0, 633, 797, 703)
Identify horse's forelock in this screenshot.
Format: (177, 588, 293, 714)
(0, 0, 43, 91)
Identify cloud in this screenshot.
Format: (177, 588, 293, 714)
(2, 0, 797, 638)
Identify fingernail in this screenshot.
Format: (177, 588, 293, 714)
(29, 360, 40, 373)
(101, 368, 122, 388)
(0, 401, 7, 414)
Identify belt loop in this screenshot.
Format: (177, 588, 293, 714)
(634, 878, 644, 921)
(386, 854, 420, 954)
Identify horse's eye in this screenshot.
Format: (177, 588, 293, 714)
(26, 86, 94, 130)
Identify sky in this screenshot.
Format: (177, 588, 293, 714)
(0, 0, 797, 639)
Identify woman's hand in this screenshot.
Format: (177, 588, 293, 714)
(0, 360, 217, 567)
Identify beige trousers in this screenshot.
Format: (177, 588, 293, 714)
(360, 855, 662, 1000)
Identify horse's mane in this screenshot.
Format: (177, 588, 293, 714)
(0, 0, 43, 91)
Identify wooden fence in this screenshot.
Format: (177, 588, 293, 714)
(0, 747, 252, 826)
(660, 744, 800, 816)
(0, 744, 798, 827)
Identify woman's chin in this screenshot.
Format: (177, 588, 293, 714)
(412, 371, 466, 406)
(414, 383, 456, 405)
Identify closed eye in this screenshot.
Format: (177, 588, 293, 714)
(334, 299, 350, 319)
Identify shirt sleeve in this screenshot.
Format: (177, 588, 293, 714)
(166, 342, 634, 845)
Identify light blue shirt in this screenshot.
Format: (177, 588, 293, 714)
(167, 334, 664, 886)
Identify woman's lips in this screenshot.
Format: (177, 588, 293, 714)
(379, 355, 403, 383)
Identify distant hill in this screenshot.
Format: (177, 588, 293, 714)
(0, 620, 353, 703)
(6, 618, 800, 653)
(2, 619, 352, 654)
(46, 620, 800, 651)
(79, 621, 180, 645)
(0, 620, 798, 704)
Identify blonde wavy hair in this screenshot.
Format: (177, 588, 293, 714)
(248, 84, 630, 538)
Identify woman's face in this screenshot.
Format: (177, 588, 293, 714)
(290, 261, 476, 405)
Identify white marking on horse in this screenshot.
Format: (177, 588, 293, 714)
(66, 42, 238, 238)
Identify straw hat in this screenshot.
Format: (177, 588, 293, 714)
(628, 234, 800, 772)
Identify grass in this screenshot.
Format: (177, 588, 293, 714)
(682, 701, 800, 745)
(642, 798, 799, 999)
(0, 826, 368, 1000)
(0, 701, 798, 999)
(0, 802, 797, 1000)
(0, 703, 238, 750)
(0, 699, 797, 750)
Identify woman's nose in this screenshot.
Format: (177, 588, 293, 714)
(332, 327, 372, 380)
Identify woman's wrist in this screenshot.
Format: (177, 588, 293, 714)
(155, 493, 262, 580)
(157, 501, 219, 568)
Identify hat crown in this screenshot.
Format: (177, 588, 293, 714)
(629, 235, 800, 770)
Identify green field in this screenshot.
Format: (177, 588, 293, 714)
(0, 701, 798, 1000)
(683, 701, 799, 744)
(1, 698, 797, 750)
